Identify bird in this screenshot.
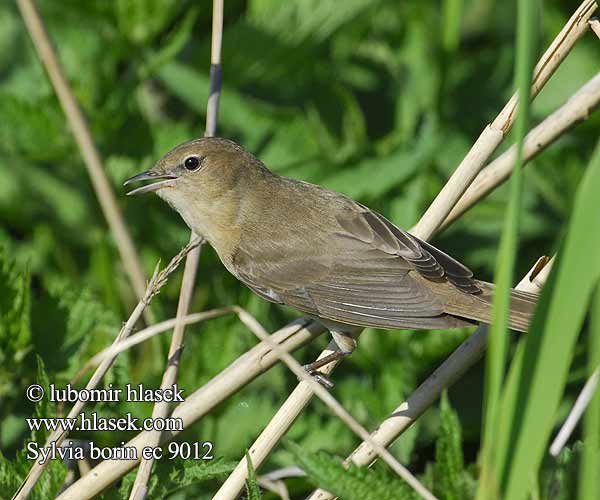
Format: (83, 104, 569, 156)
(124, 137, 537, 381)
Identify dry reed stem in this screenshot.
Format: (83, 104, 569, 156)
(309, 257, 554, 500)
(213, 338, 342, 499)
(233, 308, 436, 500)
(55, 319, 325, 500)
(411, 0, 597, 241)
(15, 0, 150, 315)
(129, 2, 224, 497)
(590, 18, 600, 38)
(550, 368, 599, 456)
(11, 238, 200, 500)
(214, 3, 597, 495)
(442, 71, 600, 229)
(257, 477, 291, 500)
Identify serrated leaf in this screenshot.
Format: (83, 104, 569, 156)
(285, 440, 418, 500)
(434, 391, 471, 500)
(245, 450, 262, 500)
(0, 245, 31, 367)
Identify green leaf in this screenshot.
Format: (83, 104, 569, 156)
(31, 278, 119, 380)
(110, 457, 235, 499)
(434, 392, 470, 500)
(478, 0, 539, 497)
(0, 356, 67, 500)
(285, 440, 418, 500)
(0, 245, 31, 372)
(539, 444, 583, 500)
(114, 0, 180, 45)
(441, 0, 463, 52)
(579, 285, 600, 500)
(245, 450, 262, 500)
(321, 119, 438, 200)
(494, 140, 600, 500)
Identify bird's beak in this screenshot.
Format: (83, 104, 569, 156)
(123, 170, 178, 196)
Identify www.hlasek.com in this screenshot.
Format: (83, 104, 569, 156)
(25, 382, 214, 464)
(26, 411, 183, 433)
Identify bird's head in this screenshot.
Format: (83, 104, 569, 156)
(124, 137, 271, 241)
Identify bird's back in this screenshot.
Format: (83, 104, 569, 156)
(228, 174, 536, 332)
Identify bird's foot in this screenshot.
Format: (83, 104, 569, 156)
(302, 364, 335, 389)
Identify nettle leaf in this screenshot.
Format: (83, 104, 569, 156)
(151, 457, 236, 498)
(30, 356, 56, 444)
(0, 94, 71, 161)
(32, 277, 119, 380)
(111, 457, 235, 499)
(0, 357, 66, 500)
(114, 0, 181, 46)
(248, 0, 381, 44)
(539, 443, 584, 500)
(139, 6, 199, 80)
(321, 118, 438, 200)
(433, 391, 473, 500)
(0, 245, 32, 366)
(245, 450, 263, 500)
(0, 447, 67, 500)
(285, 440, 419, 500)
(157, 60, 282, 149)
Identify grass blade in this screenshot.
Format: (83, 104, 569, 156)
(477, 0, 538, 497)
(579, 285, 600, 500)
(494, 140, 600, 500)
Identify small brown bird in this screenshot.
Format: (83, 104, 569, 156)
(125, 137, 536, 377)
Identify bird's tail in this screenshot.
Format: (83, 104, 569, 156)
(445, 280, 538, 333)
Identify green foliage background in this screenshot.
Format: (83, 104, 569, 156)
(0, 0, 598, 498)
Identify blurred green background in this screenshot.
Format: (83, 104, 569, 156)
(1, 0, 598, 498)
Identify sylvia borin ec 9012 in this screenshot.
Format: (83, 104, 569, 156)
(124, 137, 537, 385)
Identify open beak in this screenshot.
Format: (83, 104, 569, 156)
(123, 171, 178, 196)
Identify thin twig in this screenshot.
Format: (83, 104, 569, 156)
(549, 368, 599, 456)
(11, 238, 200, 500)
(128, 2, 224, 497)
(308, 258, 554, 500)
(15, 0, 150, 313)
(232, 308, 436, 500)
(411, 0, 597, 240)
(442, 71, 600, 229)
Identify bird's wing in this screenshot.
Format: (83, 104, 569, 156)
(233, 202, 480, 330)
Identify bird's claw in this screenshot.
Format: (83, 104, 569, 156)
(302, 364, 335, 389)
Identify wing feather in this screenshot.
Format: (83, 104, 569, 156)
(232, 199, 482, 330)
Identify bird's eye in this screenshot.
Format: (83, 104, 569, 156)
(184, 156, 203, 171)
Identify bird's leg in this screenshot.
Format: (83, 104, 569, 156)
(303, 329, 358, 388)
(303, 350, 348, 373)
